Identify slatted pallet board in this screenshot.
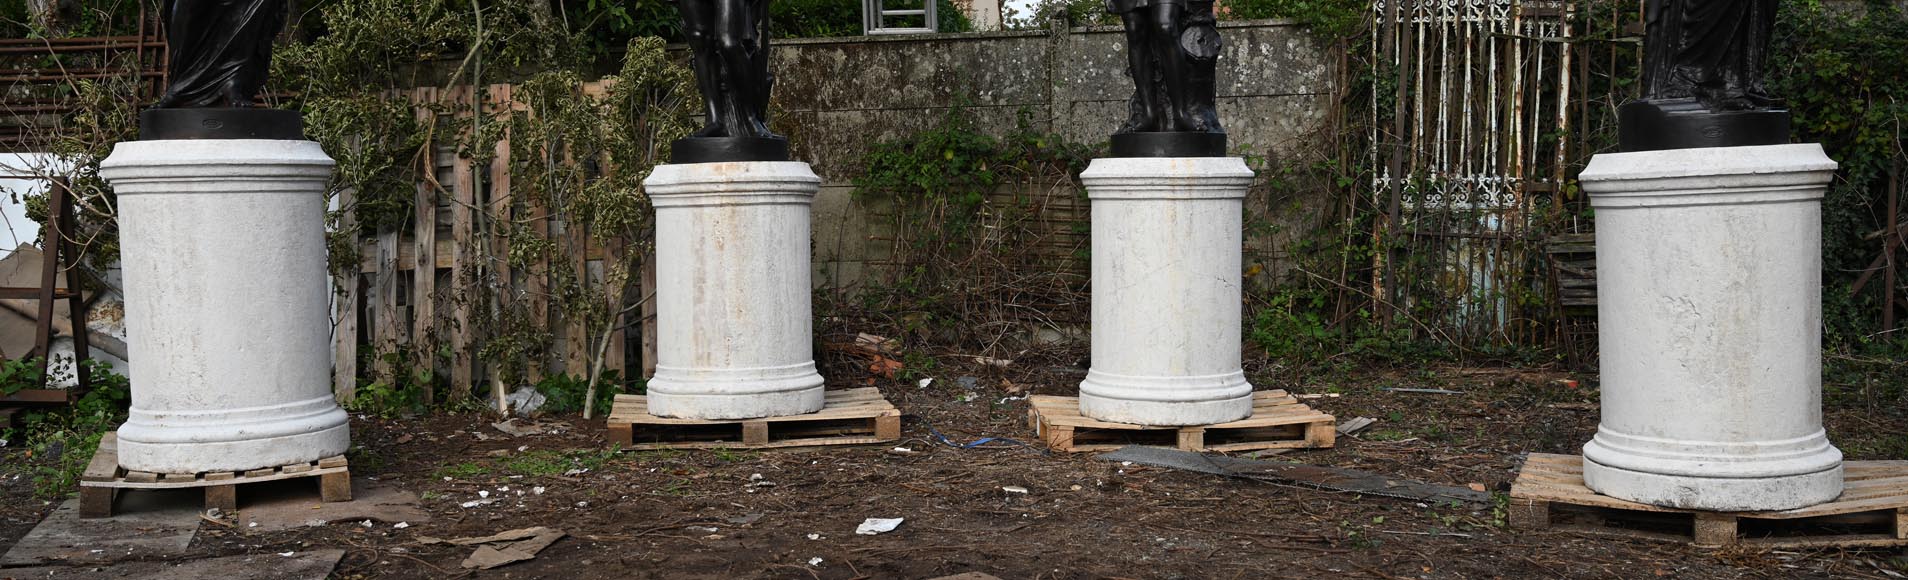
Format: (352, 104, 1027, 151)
(1511, 453, 1908, 548)
(78, 432, 352, 519)
(1028, 390, 1336, 453)
(606, 387, 902, 450)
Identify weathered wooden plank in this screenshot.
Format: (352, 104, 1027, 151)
(413, 86, 439, 404)
(1026, 393, 1335, 453)
(81, 432, 119, 482)
(79, 487, 114, 518)
(607, 388, 901, 450)
(639, 253, 657, 380)
(373, 224, 402, 383)
(565, 211, 590, 378)
(320, 471, 353, 502)
(487, 83, 515, 402)
(449, 84, 477, 397)
(603, 236, 627, 378)
(204, 484, 237, 513)
(332, 185, 361, 403)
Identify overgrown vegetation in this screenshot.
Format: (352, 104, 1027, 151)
(1772, 0, 1908, 403)
(844, 108, 1093, 367)
(277, 1, 695, 417)
(2, 359, 131, 499)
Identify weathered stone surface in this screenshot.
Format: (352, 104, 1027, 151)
(97, 139, 349, 473)
(775, 33, 1051, 113)
(762, 21, 1335, 290)
(771, 20, 1332, 181)
(1078, 157, 1256, 426)
(643, 161, 827, 420)
(1578, 143, 1844, 511)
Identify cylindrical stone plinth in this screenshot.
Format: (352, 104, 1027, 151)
(1579, 143, 1844, 511)
(99, 139, 349, 473)
(642, 161, 826, 420)
(1078, 157, 1255, 426)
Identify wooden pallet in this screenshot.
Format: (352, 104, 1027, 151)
(1510, 453, 1908, 548)
(1028, 390, 1336, 453)
(606, 387, 901, 450)
(78, 432, 352, 519)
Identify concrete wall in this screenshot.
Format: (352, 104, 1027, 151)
(761, 20, 1337, 289)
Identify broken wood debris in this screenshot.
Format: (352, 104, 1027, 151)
(1336, 417, 1377, 436)
(427, 526, 567, 570)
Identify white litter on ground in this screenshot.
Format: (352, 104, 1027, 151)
(855, 518, 904, 535)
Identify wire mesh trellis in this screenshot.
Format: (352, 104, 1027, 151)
(1369, 0, 1592, 350)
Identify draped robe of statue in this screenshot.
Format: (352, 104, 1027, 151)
(1643, 0, 1780, 111)
(154, 0, 287, 109)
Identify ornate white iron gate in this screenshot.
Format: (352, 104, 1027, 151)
(1370, 0, 1578, 347)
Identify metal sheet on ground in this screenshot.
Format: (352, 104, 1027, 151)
(0, 549, 343, 579)
(1097, 445, 1492, 505)
(0, 491, 199, 565)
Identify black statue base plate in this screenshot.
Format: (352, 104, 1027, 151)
(140, 108, 304, 141)
(669, 136, 790, 164)
(1109, 132, 1227, 158)
(1618, 99, 1791, 153)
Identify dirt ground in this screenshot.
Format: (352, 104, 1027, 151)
(4, 358, 1907, 579)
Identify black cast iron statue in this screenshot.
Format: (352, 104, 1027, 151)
(143, 0, 301, 140)
(1619, 0, 1788, 151)
(671, 0, 787, 163)
(1107, 0, 1225, 157)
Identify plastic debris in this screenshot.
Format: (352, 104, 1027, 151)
(808, 557, 824, 566)
(855, 517, 904, 535)
(1001, 486, 1029, 494)
(503, 387, 547, 416)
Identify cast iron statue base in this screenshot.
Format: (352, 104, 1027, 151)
(1109, 132, 1227, 158)
(670, 136, 790, 164)
(140, 108, 304, 141)
(1618, 99, 1790, 152)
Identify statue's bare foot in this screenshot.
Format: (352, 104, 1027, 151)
(690, 123, 726, 138)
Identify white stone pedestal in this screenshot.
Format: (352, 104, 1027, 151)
(1077, 157, 1255, 426)
(99, 140, 350, 473)
(642, 161, 826, 420)
(1579, 143, 1844, 511)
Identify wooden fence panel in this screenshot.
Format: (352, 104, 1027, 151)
(332, 81, 653, 405)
